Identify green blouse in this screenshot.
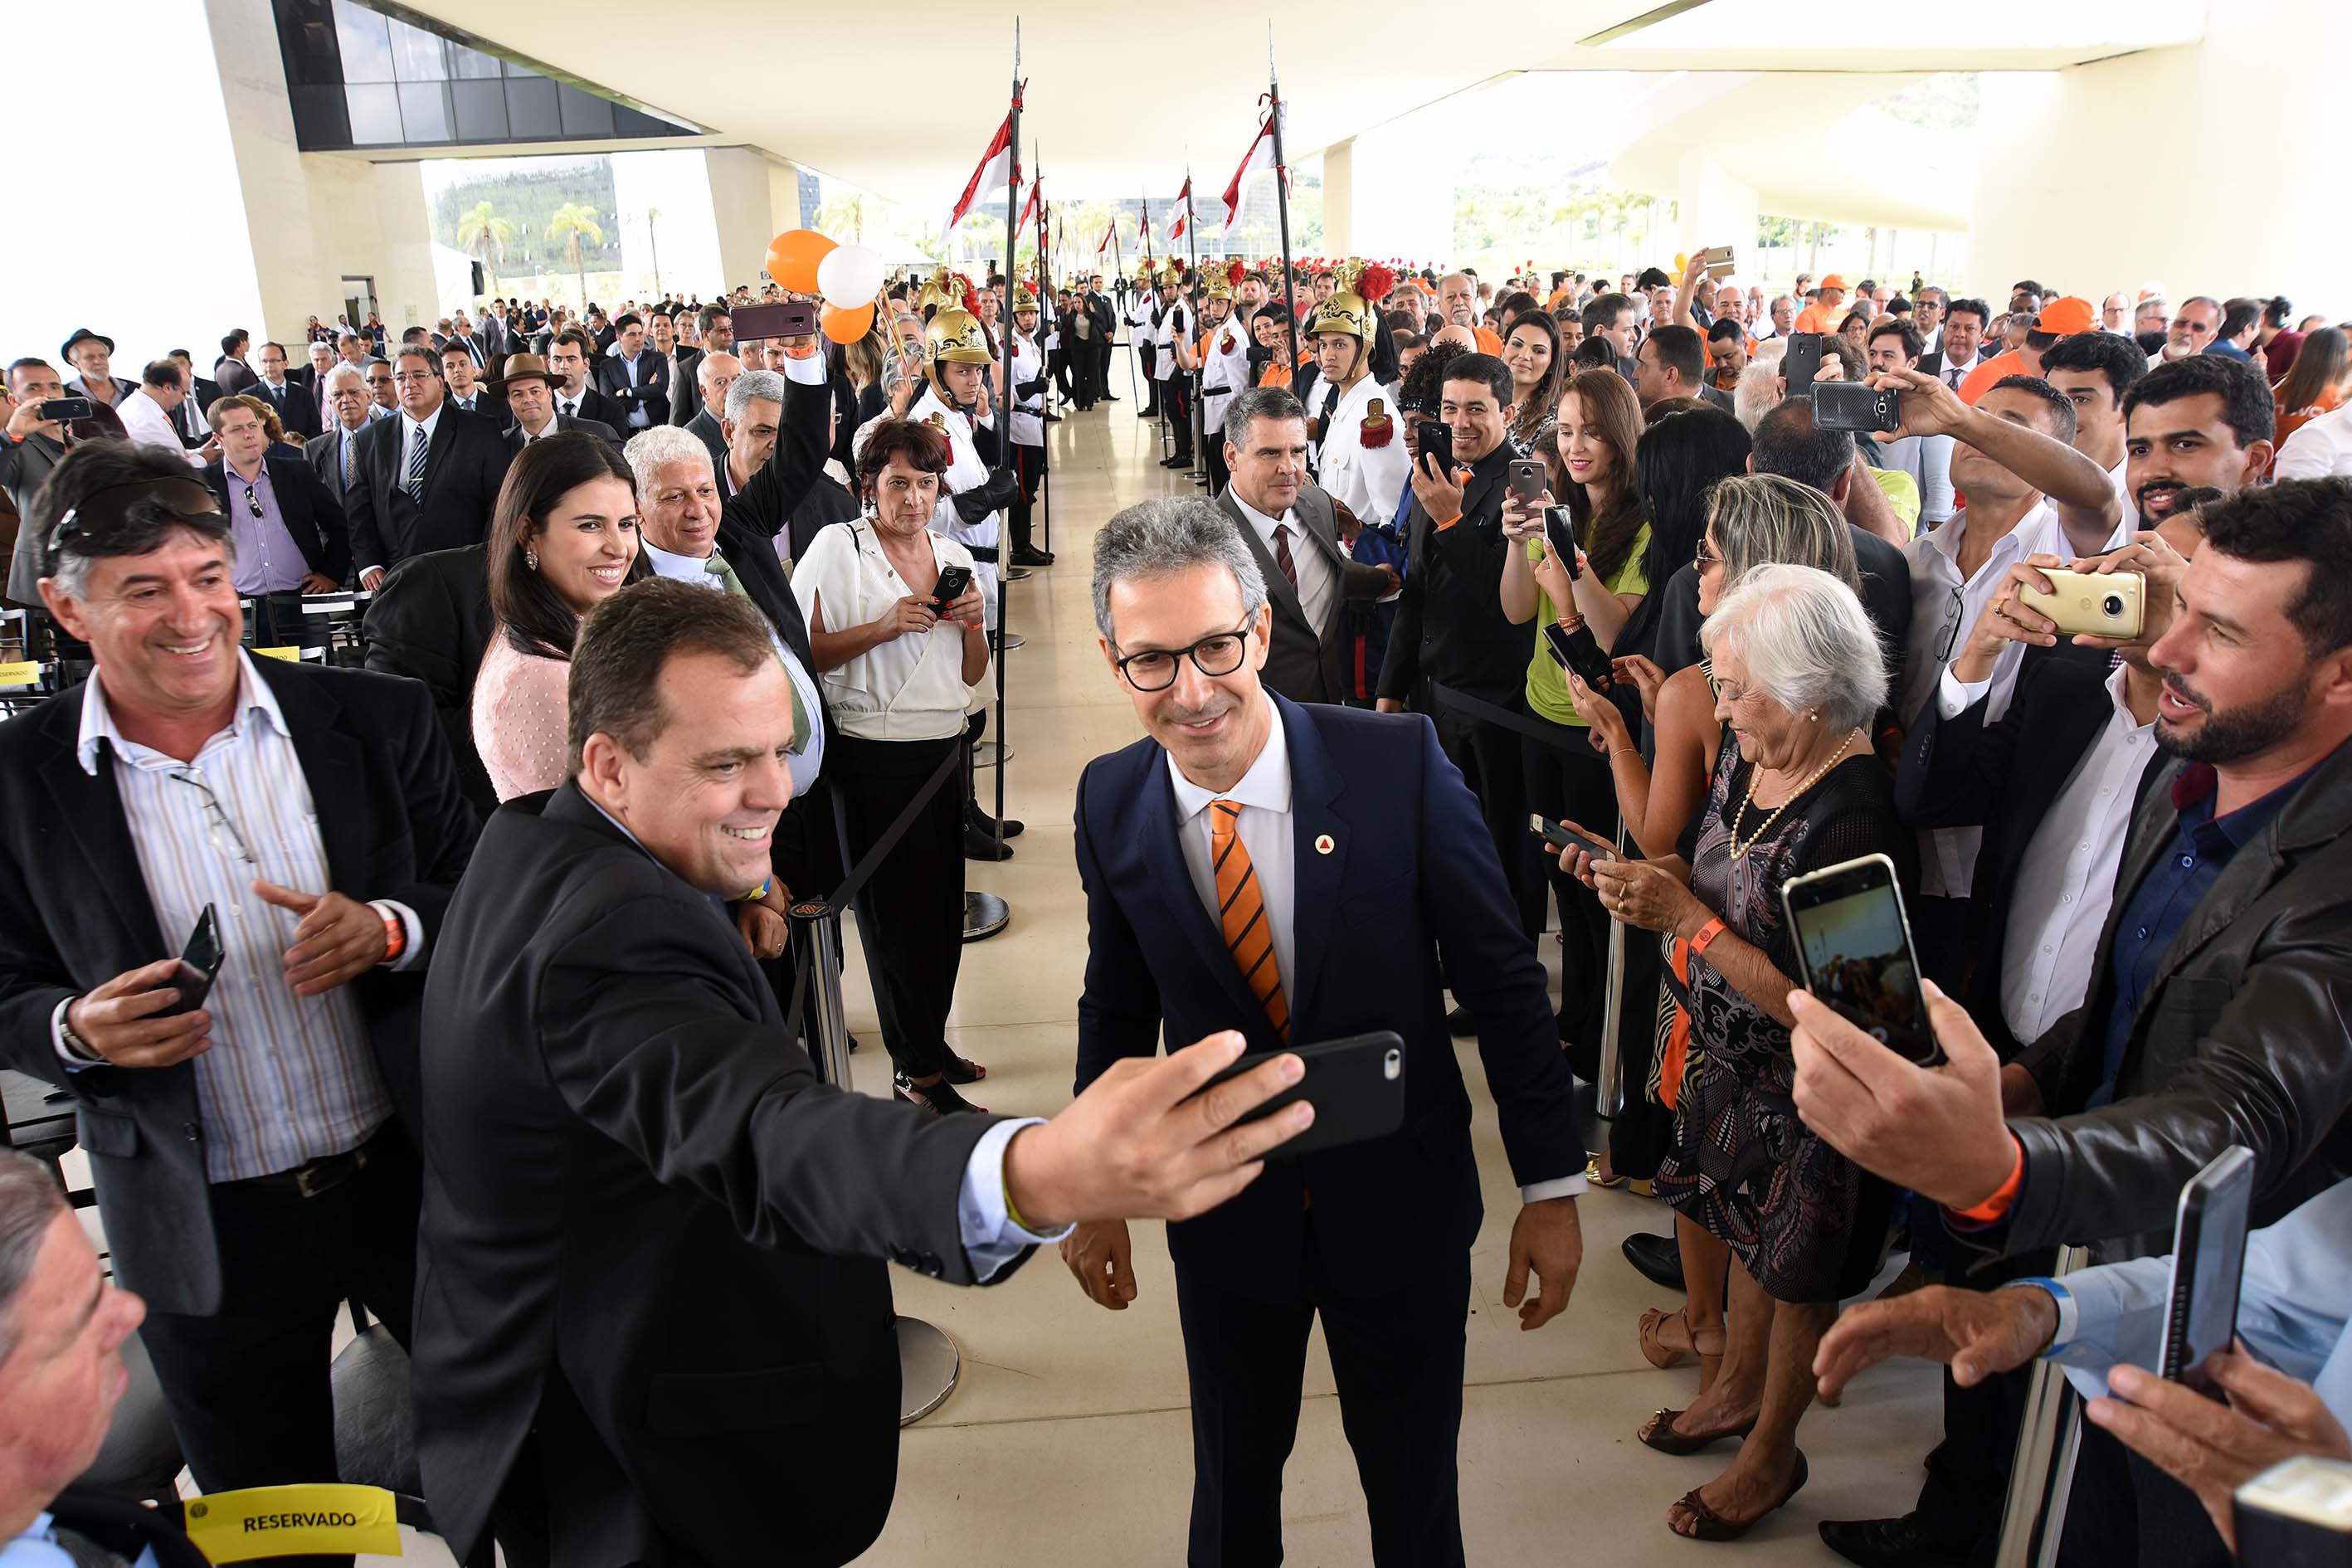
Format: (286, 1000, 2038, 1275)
(1523, 520, 1652, 728)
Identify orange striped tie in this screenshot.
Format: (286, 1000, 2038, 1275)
(1211, 800, 1289, 1040)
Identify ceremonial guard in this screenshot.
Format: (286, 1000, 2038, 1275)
(1306, 261, 1410, 528)
(1195, 261, 1253, 494)
(1007, 282, 1053, 567)
(1128, 263, 1161, 417)
(1151, 265, 1195, 470)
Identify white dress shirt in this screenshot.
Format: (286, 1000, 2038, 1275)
(56, 653, 423, 1181)
(114, 389, 203, 465)
(639, 537, 827, 793)
(1936, 660, 2156, 1043)
(1902, 499, 2072, 898)
(399, 402, 446, 489)
(2274, 400, 2352, 481)
(1936, 348, 1980, 390)
(1162, 701, 1585, 1204)
(1230, 490, 1338, 639)
(555, 386, 588, 421)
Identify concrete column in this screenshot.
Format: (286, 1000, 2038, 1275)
(1332, 119, 1453, 265)
(1673, 151, 1758, 270)
(1968, 0, 2352, 314)
(706, 146, 794, 290)
(1322, 140, 1355, 257)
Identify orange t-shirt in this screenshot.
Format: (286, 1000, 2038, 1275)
(1473, 325, 1504, 356)
(1257, 361, 1292, 389)
(1956, 350, 2023, 406)
(1793, 299, 1848, 335)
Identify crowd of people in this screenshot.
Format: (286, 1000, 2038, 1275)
(1, 241, 2350, 1568)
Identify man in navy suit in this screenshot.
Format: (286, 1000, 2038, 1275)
(1065, 497, 1588, 1568)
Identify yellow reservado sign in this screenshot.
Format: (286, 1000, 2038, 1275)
(181, 1483, 402, 1560)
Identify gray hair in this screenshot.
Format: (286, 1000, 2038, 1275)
(1707, 474, 1860, 594)
(1221, 386, 1307, 452)
(0, 1151, 66, 1365)
(324, 363, 366, 393)
(624, 425, 713, 494)
(1091, 498, 1268, 644)
(724, 368, 786, 425)
(1701, 562, 1887, 732)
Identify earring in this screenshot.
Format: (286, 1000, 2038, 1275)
(524, 549, 539, 571)
(1808, 709, 1819, 722)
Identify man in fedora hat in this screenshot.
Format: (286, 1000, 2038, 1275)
(59, 330, 136, 409)
(491, 353, 621, 453)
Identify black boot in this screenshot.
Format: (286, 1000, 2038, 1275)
(968, 799, 1025, 840)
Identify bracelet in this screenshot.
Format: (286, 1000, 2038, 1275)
(1687, 917, 1726, 957)
(377, 907, 406, 965)
(1951, 1132, 2027, 1223)
(1432, 513, 1463, 532)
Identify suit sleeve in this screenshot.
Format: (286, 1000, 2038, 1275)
(1893, 684, 2009, 828)
(301, 464, 353, 582)
(0, 819, 85, 1096)
(2002, 908, 2352, 1255)
(538, 892, 1010, 1285)
(372, 675, 480, 944)
(1413, 715, 1585, 1185)
(730, 366, 829, 541)
(1376, 508, 1429, 702)
(1073, 762, 1164, 1093)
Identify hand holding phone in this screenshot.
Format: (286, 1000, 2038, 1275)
(1781, 855, 1943, 1067)
(1191, 1031, 1406, 1158)
(1530, 813, 1614, 861)
(930, 562, 975, 612)
(2160, 1146, 2257, 1395)
(1508, 458, 1546, 507)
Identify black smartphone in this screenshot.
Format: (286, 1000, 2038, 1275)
(1529, 812, 1614, 861)
(1543, 505, 1581, 580)
(1191, 1030, 1406, 1159)
(1783, 331, 1825, 397)
(1542, 621, 1615, 693)
(39, 397, 95, 423)
(731, 301, 820, 341)
(158, 904, 222, 1018)
(1814, 380, 1902, 433)
(2160, 1145, 2257, 1396)
(1508, 458, 1546, 506)
(1417, 419, 1454, 476)
(1780, 853, 1945, 1067)
(929, 562, 974, 610)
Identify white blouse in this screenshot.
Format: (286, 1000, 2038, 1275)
(791, 519, 981, 743)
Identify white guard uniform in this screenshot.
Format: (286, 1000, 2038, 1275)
(1197, 312, 1252, 437)
(1127, 290, 1157, 352)
(1010, 333, 1045, 448)
(1152, 296, 1190, 383)
(908, 383, 1001, 633)
(1313, 375, 1410, 527)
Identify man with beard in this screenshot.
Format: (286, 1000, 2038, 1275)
(2121, 354, 2276, 524)
(1791, 477, 2352, 1568)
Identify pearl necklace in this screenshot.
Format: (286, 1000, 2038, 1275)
(1728, 730, 1859, 861)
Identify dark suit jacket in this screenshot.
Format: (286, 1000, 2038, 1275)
(1214, 485, 1390, 704)
(670, 346, 708, 425)
(1376, 440, 1534, 705)
(213, 358, 256, 397)
(558, 384, 626, 433)
(445, 387, 508, 427)
(411, 782, 1018, 1565)
(304, 423, 364, 504)
(1894, 650, 2143, 1057)
(684, 407, 727, 473)
(248, 376, 321, 441)
(596, 349, 673, 430)
(1073, 695, 1584, 1301)
(363, 546, 497, 818)
(0, 661, 479, 1317)
(345, 404, 513, 572)
(503, 411, 621, 455)
(201, 451, 352, 583)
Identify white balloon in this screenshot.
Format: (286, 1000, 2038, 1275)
(817, 244, 885, 307)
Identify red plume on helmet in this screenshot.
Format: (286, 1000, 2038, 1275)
(1225, 257, 1246, 289)
(1357, 261, 1395, 304)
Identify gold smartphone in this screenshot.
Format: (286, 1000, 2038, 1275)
(2018, 569, 2144, 639)
(1701, 245, 1736, 279)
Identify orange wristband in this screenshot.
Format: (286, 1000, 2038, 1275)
(377, 906, 407, 965)
(1687, 917, 1726, 957)
(1432, 513, 1463, 532)
(1951, 1132, 2026, 1223)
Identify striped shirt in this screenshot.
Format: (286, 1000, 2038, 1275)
(72, 655, 399, 1181)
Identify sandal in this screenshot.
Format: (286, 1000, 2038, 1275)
(942, 1052, 989, 1084)
(1586, 1154, 1629, 1191)
(894, 1071, 986, 1115)
(1638, 1405, 1757, 1456)
(1639, 1307, 1697, 1370)
(1668, 1451, 1809, 1541)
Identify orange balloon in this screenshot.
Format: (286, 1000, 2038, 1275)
(820, 301, 875, 345)
(766, 228, 836, 293)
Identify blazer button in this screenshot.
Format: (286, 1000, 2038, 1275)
(182, 1122, 202, 1142)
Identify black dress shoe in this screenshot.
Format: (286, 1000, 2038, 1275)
(1445, 1003, 1475, 1037)
(1161, 454, 1193, 468)
(1010, 544, 1054, 567)
(964, 822, 1015, 860)
(1103, 392, 1119, 401)
(1818, 1515, 1970, 1568)
(1621, 1231, 1685, 1291)
(1044, 411, 1062, 421)
(968, 802, 1025, 840)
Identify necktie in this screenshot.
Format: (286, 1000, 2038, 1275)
(405, 421, 429, 498)
(341, 431, 354, 489)
(706, 554, 811, 753)
(1210, 799, 1288, 1040)
(1272, 523, 1298, 593)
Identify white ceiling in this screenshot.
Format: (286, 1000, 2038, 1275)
(386, 0, 2203, 209)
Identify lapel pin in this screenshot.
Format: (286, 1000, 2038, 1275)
(1314, 833, 1335, 855)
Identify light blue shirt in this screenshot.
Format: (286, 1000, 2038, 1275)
(579, 795, 1061, 1279)
(637, 538, 826, 794)
(2029, 1175, 2352, 1422)
(6, 1510, 159, 1566)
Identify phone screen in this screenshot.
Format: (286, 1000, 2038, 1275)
(1543, 506, 1580, 578)
(1782, 858, 1943, 1066)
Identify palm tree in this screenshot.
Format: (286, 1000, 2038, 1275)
(544, 202, 605, 310)
(816, 190, 890, 245)
(455, 200, 516, 295)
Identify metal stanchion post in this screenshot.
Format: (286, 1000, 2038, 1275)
(790, 898, 962, 1424)
(1992, 1243, 2091, 1568)
(1595, 821, 1628, 1118)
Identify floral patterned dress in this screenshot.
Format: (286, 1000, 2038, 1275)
(1650, 735, 1916, 1303)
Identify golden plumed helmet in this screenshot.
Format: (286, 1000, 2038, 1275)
(924, 307, 993, 369)
(1156, 263, 1184, 290)
(1307, 260, 1394, 348)
(915, 266, 965, 315)
(1012, 282, 1040, 312)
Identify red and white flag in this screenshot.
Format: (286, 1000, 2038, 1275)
(1220, 107, 1288, 233)
(1097, 224, 1113, 256)
(1171, 176, 1192, 241)
(1017, 176, 1042, 235)
(946, 94, 1021, 232)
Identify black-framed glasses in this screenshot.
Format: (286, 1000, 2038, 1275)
(1931, 583, 1967, 663)
(1694, 539, 1721, 570)
(169, 768, 256, 869)
(241, 483, 263, 520)
(1113, 624, 1254, 692)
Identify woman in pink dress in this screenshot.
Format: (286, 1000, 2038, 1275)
(472, 433, 650, 801)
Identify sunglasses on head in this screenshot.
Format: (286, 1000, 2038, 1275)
(46, 478, 226, 554)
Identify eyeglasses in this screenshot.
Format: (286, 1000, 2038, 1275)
(170, 768, 256, 869)
(1113, 625, 1254, 692)
(46, 479, 226, 553)
(1932, 583, 1967, 664)
(241, 483, 263, 520)
(1694, 539, 1721, 570)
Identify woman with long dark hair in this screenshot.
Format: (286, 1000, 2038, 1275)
(2274, 326, 2350, 450)
(1501, 309, 1566, 457)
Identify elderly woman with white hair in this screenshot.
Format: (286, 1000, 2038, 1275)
(1556, 562, 1915, 1542)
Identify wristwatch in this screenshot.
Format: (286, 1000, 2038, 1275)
(57, 999, 100, 1063)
